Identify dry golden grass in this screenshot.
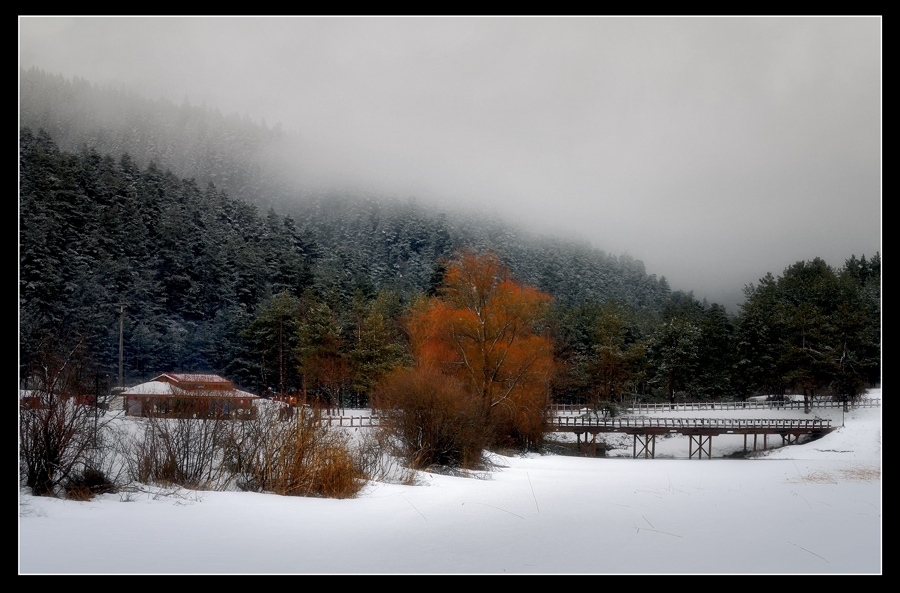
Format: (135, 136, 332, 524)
(838, 465, 881, 481)
(64, 484, 95, 501)
(230, 406, 367, 499)
(800, 470, 838, 483)
(794, 464, 881, 484)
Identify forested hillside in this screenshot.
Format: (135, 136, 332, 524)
(19, 67, 672, 311)
(19, 127, 317, 386)
(19, 68, 880, 404)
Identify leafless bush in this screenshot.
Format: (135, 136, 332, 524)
(19, 336, 118, 498)
(20, 395, 92, 496)
(372, 367, 487, 470)
(116, 400, 366, 498)
(224, 403, 366, 498)
(123, 411, 232, 490)
(62, 425, 128, 500)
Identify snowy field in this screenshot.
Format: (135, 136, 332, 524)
(19, 389, 881, 574)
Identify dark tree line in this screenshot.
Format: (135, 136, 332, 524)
(548, 256, 880, 406)
(735, 256, 881, 402)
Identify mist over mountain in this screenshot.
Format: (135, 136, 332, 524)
(19, 67, 674, 310)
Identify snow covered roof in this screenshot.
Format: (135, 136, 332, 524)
(154, 373, 232, 385)
(121, 381, 179, 397)
(122, 376, 258, 399)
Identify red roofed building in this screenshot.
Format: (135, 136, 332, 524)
(122, 373, 258, 418)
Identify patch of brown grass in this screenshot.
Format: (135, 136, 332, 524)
(794, 464, 881, 484)
(800, 470, 838, 483)
(838, 465, 881, 482)
(64, 484, 95, 501)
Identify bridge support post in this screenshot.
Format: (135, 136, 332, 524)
(743, 434, 761, 452)
(633, 434, 656, 459)
(575, 432, 598, 457)
(782, 434, 800, 446)
(688, 435, 712, 459)
(745, 433, 769, 451)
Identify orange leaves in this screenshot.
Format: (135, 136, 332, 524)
(405, 300, 459, 370)
(406, 251, 554, 445)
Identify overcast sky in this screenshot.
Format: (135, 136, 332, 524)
(18, 16, 881, 311)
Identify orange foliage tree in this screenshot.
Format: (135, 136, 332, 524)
(407, 250, 555, 447)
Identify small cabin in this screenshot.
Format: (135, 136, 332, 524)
(121, 373, 258, 418)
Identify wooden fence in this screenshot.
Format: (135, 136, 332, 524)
(318, 415, 381, 427)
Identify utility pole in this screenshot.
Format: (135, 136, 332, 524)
(114, 302, 129, 390)
(119, 303, 125, 389)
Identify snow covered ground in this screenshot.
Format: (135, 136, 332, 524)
(18, 389, 881, 574)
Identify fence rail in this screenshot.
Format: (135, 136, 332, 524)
(318, 415, 381, 427)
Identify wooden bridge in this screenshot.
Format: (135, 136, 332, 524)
(545, 416, 834, 459)
(319, 413, 835, 460)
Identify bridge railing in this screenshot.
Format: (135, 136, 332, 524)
(549, 398, 880, 415)
(545, 416, 832, 430)
(316, 405, 852, 429)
